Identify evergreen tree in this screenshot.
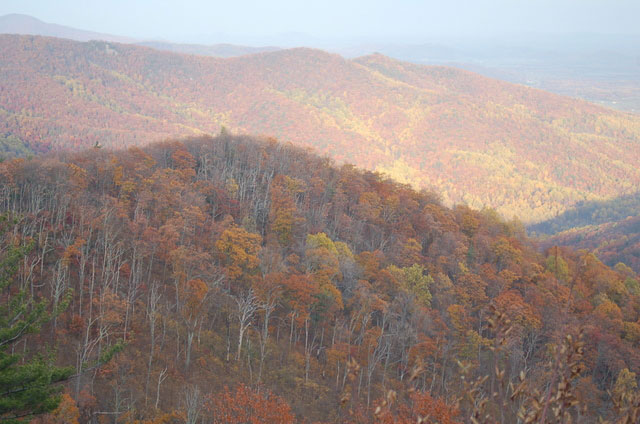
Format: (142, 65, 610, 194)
(0, 215, 73, 423)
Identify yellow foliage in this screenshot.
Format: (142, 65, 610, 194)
(216, 225, 262, 280)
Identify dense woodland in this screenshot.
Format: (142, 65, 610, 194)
(539, 218, 640, 276)
(531, 193, 640, 274)
(1, 135, 639, 423)
(2, 34, 640, 223)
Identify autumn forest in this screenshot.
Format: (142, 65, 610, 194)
(2, 35, 640, 223)
(0, 134, 638, 423)
(0, 10, 640, 424)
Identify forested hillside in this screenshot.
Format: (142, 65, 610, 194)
(2, 34, 640, 223)
(1, 135, 639, 423)
(531, 193, 640, 274)
(541, 216, 640, 275)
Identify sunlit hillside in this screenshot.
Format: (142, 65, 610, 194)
(1, 34, 639, 223)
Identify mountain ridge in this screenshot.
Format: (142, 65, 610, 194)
(0, 13, 135, 43)
(4, 13, 639, 113)
(1, 33, 639, 224)
(0, 13, 284, 58)
(134, 40, 281, 57)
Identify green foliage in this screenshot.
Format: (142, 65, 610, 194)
(387, 264, 433, 307)
(625, 277, 640, 296)
(306, 233, 339, 257)
(304, 233, 343, 310)
(0, 216, 73, 423)
(0, 135, 32, 161)
(545, 252, 570, 282)
(613, 368, 638, 400)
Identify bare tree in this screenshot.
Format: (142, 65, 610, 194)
(257, 289, 278, 384)
(234, 290, 258, 361)
(145, 280, 162, 406)
(183, 276, 222, 370)
(303, 317, 319, 383)
(155, 366, 168, 410)
(184, 385, 203, 424)
(366, 311, 391, 406)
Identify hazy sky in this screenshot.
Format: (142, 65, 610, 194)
(1, 0, 639, 43)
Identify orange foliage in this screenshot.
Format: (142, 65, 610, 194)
(31, 393, 80, 424)
(206, 385, 295, 424)
(2, 134, 639, 422)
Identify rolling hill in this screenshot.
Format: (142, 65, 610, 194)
(366, 35, 640, 113)
(1, 34, 639, 223)
(0, 13, 134, 43)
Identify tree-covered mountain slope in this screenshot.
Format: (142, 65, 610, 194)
(531, 192, 640, 273)
(1, 135, 639, 422)
(1, 34, 639, 223)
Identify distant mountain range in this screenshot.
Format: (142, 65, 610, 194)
(0, 13, 280, 58)
(1, 34, 639, 224)
(135, 41, 280, 58)
(357, 37, 640, 113)
(3, 13, 639, 113)
(0, 13, 135, 43)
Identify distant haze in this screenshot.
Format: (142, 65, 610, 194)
(1, 0, 639, 45)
